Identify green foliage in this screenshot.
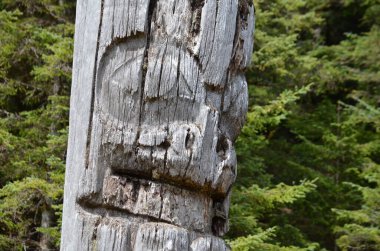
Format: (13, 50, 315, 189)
(231, 0, 380, 250)
(0, 0, 74, 249)
(0, 0, 379, 250)
(331, 99, 380, 251)
(230, 180, 317, 236)
(230, 230, 321, 251)
(0, 177, 62, 250)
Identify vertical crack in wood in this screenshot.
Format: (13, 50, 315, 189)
(137, 0, 157, 146)
(85, 0, 105, 169)
(62, 0, 254, 249)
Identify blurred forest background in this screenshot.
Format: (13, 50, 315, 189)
(0, 0, 379, 250)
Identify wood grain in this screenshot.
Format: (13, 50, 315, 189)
(61, 0, 254, 250)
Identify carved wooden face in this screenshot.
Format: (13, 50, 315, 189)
(75, 0, 254, 237)
(96, 38, 236, 196)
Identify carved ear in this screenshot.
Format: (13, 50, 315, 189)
(220, 74, 249, 142)
(193, 0, 238, 88)
(231, 1, 255, 71)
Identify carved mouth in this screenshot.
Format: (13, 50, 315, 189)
(77, 171, 229, 235)
(82, 109, 235, 235)
(98, 118, 237, 193)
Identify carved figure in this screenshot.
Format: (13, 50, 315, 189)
(61, 0, 254, 250)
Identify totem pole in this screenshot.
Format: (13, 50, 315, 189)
(61, 0, 254, 250)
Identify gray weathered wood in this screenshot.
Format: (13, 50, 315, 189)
(61, 0, 254, 250)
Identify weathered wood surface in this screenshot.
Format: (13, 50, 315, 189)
(61, 0, 255, 250)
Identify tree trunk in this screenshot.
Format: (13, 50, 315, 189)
(60, 0, 254, 250)
(40, 207, 54, 251)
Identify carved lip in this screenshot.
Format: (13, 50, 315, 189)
(104, 138, 237, 196)
(78, 173, 218, 233)
(111, 168, 221, 198)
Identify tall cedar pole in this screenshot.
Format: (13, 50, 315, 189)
(60, 0, 254, 250)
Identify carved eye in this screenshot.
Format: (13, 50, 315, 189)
(105, 59, 139, 94)
(143, 44, 200, 101)
(96, 38, 146, 121)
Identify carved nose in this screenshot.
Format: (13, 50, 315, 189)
(170, 127, 197, 154)
(137, 125, 198, 153)
(212, 135, 237, 195)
